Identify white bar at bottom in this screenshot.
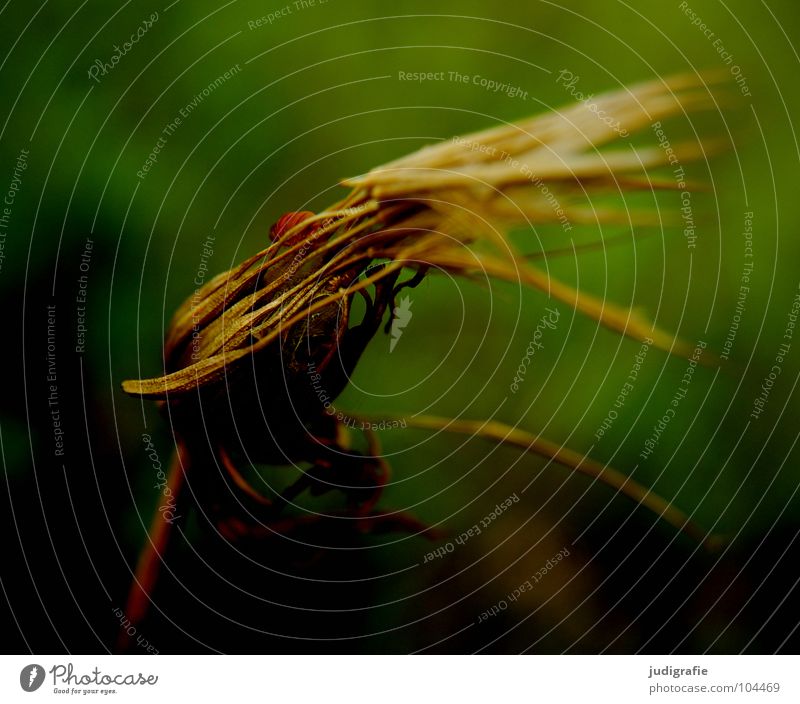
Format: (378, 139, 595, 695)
(1, 654, 797, 703)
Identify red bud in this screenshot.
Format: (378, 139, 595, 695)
(269, 211, 316, 246)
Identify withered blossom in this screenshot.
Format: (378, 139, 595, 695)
(120, 74, 723, 646)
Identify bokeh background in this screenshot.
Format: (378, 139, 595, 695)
(2, 0, 799, 653)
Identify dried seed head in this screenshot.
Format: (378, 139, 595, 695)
(123, 73, 724, 464)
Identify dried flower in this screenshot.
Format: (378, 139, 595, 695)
(120, 73, 723, 647)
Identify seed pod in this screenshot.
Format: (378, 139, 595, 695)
(123, 71, 724, 524)
(119, 75, 725, 645)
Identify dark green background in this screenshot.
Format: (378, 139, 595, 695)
(2, 0, 798, 652)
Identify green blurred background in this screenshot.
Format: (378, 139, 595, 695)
(2, 0, 799, 653)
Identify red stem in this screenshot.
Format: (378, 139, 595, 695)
(117, 438, 189, 652)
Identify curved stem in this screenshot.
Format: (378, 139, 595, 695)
(118, 438, 190, 652)
(348, 412, 715, 548)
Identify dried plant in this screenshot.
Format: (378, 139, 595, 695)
(121, 73, 722, 646)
